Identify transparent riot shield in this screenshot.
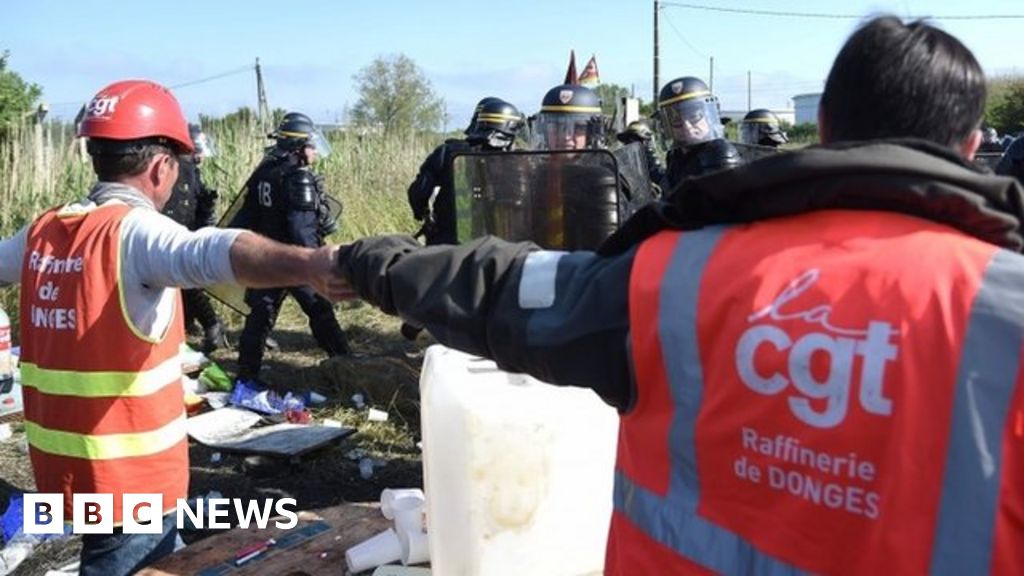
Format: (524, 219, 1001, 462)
(612, 142, 656, 211)
(451, 149, 624, 250)
(208, 183, 254, 315)
(731, 141, 783, 164)
(974, 152, 1004, 172)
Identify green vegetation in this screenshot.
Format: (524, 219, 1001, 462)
(349, 54, 447, 136)
(0, 50, 42, 136)
(986, 76, 1024, 136)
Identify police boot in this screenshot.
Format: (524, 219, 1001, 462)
(201, 321, 230, 354)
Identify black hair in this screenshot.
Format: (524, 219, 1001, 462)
(87, 138, 178, 182)
(821, 16, 986, 147)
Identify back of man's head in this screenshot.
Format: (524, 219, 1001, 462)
(820, 16, 985, 149)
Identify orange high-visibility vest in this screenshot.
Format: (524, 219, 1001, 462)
(614, 210, 1024, 575)
(19, 203, 187, 524)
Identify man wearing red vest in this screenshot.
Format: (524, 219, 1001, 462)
(334, 16, 1024, 575)
(0, 81, 346, 575)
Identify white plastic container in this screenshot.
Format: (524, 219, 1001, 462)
(420, 345, 619, 576)
(0, 306, 12, 392)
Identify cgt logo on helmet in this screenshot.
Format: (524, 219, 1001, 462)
(87, 96, 121, 118)
(734, 269, 899, 429)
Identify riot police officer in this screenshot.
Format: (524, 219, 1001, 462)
(996, 135, 1024, 183)
(162, 124, 227, 353)
(616, 118, 666, 191)
(739, 108, 789, 148)
(657, 76, 742, 189)
(407, 97, 524, 246)
(230, 112, 349, 383)
(532, 84, 604, 151)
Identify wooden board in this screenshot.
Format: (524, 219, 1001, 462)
(140, 504, 393, 576)
(187, 407, 356, 458)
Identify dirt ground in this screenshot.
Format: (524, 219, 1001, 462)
(0, 302, 431, 575)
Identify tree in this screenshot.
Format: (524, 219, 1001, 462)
(0, 50, 42, 132)
(350, 54, 446, 135)
(594, 83, 630, 118)
(986, 76, 1024, 136)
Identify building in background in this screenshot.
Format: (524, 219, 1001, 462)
(793, 92, 822, 125)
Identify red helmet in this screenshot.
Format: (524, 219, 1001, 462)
(77, 80, 194, 153)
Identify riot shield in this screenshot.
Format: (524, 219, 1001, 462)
(451, 149, 624, 250)
(611, 142, 656, 211)
(208, 184, 253, 315)
(731, 141, 783, 163)
(974, 152, 1004, 172)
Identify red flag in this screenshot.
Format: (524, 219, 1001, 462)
(579, 54, 600, 87)
(564, 50, 578, 85)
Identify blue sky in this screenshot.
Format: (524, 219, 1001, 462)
(4, 0, 1022, 126)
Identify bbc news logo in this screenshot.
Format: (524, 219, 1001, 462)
(24, 494, 299, 535)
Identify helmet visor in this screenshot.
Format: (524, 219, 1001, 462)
(532, 113, 592, 150)
(192, 131, 217, 157)
(660, 98, 723, 147)
(308, 128, 332, 158)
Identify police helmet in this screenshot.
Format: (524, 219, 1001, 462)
(739, 109, 788, 147)
(657, 76, 724, 148)
(532, 84, 604, 150)
(272, 111, 332, 157)
(467, 98, 524, 149)
(188, 124, 217, 158)
(616, 119, 655, 144)
(465, 96, 502, 135)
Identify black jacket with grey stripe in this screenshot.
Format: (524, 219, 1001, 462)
(338, 139, 1024, 411)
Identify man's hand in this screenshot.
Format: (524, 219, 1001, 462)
(309, 245, 357, 301)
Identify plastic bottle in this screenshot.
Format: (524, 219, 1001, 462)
(0, 306, 13, 394)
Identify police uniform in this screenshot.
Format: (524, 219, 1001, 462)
(233, 148, 349, 381)
(656, 76, 744, 190)
(338, 140, 1024, 575)
(408, 98, 523, 246)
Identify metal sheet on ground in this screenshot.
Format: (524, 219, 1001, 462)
(187, 407, 355, 458)
(139, 504, 394, 576)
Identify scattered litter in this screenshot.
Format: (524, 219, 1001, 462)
(183, 374, 207, 395)
(351, 393, 366, 410)
(199, 363, 233, 392)
(0, 424, 11, 442)
(230, 380, 305, 415)
(179, 345, 209, 373)
(346, 448, 367, 461)
(322, 419, 343, 428)
(210, 452, 222, 464)
(203, 391, 231, 409)
(15, 438, 27, 455)
(285, 409, 311, 424)
(359, 457, 375, 479)
(367, 408, 389, 422)
(304, 391, 327, 406)
(416, 441, 423, 451)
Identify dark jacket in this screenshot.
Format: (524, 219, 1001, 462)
(407, 139, 476, 245)
(163, 157, 218, 230)
(232, 152, 324, 248)
(340, 140, 1024, 410)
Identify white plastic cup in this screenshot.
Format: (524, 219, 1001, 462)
(391, 496, 425, 535)
(344, 528, 402, 574)
(380, 488, 425, 520)
(367, 408, 389, 422)
(397, 528, 431, 566)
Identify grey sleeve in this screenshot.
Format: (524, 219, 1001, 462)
(121, 209, 243, 289)
(0, 226, 29, 285)
(341, 235, 635, 409)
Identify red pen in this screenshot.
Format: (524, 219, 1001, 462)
(234, 538, 276, 566)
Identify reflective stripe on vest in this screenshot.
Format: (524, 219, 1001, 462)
(618, 218, 1024, 574)
(24, 414, 186, 460)
(617, 226, 803, 574)
(19, 355, 182, 398)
